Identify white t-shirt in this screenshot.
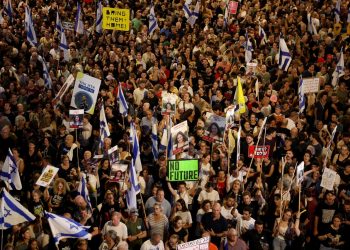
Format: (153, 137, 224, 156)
(140, 239, 165, 250)
(197, 189, 220, 204)
(102, 221, 128, 241)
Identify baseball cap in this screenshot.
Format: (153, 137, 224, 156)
(129, 208, 139, 216)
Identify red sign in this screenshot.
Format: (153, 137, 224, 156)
(229, 1, 238, 15)
(248, 145, 270, 158)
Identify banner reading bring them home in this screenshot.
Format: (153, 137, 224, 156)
(102, 7, 130, 31)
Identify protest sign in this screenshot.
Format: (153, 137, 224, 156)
(62, 21, 74, 31)
(70, 72, 101, 115)
(248, 145, 270, 158)
(320, 167, 337, 190)
(110, 163, 128, 182)
(108, 145, 119, 167)
(177, 236, 210, 250)
(171, 121, 189, 155)
(302, 78, 320, 93)
(69, 109, 84, 129)
(203, 113, 226, 143)
(167, 159, 199, 182)
(296, 162, 305, 185)
(52, 74, 75, 107)
(102, 8, 130, 31)
(36, 165, 59, 187)
(229, 1, 238, 15)
(246, 62, 257, 75)
(162, 93, 177, 115)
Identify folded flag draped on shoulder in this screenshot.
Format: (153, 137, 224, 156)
(149, 1, 158, 35)
(0, 189, 35, 229)
(75, 2, 84, 35)
(56, 12, 64, 34)
(245, 30, 253, 63)
(0, 149, 22, 190)
(45, 212, 91, 245)
(59, 30, 69, 62)
(183, 0, 192, 19)
(4, 0, 13, 23)
(335, 0, 341, 23)
(299, 76, 305, 114)
(25, 5, 38, 47)
(278, 36, 292, 72)
(99, 104, 111, 150)
(188, 1, 200, 27)
(96, 1, 103, 34)
(151, 123, 158, 161)
(117, 83, 128, 116)
(77, 176, 92, 210)
(332, 48, 345, 87)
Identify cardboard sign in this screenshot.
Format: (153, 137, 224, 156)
(248, 145, 270, 158)
(70, 72, 101, 114)
(167, 159, 199, 182)
(52, 74, 75, 107)
(320, 167, 337, 191)
(171, 121, 189, 155)
(229, 1, 238, 15)
(62, 22, 74, 31)
(102, 8, 130, 31)
(177, 236, 210, 250)
(203, 113, 226, 143)
(302, 78, 320, 93)
(36, 165, 59, 187)
(246, 62, 257, 75)
(296, 162, 304, 185)
(69, 109, 84, 129)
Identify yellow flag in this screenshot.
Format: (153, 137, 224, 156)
(236, 77, 246, 114)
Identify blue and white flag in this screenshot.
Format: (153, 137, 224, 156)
(131, 123, 142, 172)
(183, 0, 192, 19)
(25, 6, 38, 47)
(78, 176, 92, 210)
(4, 0, 13, 23)
(45, 212, 91, 245)
(160, 128, 168, 151)
(0, 189, 35, 229)
(278, 36, 292, 71)
(245, 30, 253, 64)
(75, 2, 84, 35)
(298, 76, 305, 114)
(224, 4, 229, 28)
(56, 12, 64, 34)
(0, 149, 22, 190)
(188, 1, 200, 27)
(307, 13, 317, 35)
(39, 56, 52, 89)
(126, 146, 141, 209)
(258, 25, 267, 45)
(96, 1, 103, 34)
(149, 2, 158, 35)
(151, 123, 158, 161)
(99, 104, 110, 150)
(59, 30, 69, 62)
(117, 83, 128, 116)
(335, 0, 341, 23)
(332, 48, 345, 87)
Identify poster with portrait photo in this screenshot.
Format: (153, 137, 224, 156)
(108, 145, 119, 169)
(203, 113, 226, 143)
(69, 109, 84, 129)
(225, 105, 240, 129)
(296, 161, 304, 185)
(110, 163, 128, 182)
(171, 121, 189, 155)
(161, 93, 177, 115)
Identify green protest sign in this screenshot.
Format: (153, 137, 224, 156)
(167, 159, 199, 181)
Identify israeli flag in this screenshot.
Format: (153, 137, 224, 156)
(126, 148, 141, 209)
(245, 31, 253, 64)
(159, 128, 168, 151)
(4, 0, 13, 23)
(183, 0, 192, 19)
(0, 149, 22, 190)
(151, 123, 158, 161)
(188, 1, 200, 27)
(278, 36, 292, 72)
(78, 176, 92, 210)
(131, 123, 142, 172)
(149, 2, 158, 35)
(75, 2, 84, 35)
(56, 12, 64, 34)
(39, 56, 52, 89)
(45, 212, 91, 245)
(96, 1, 103, 34)
(25, 6, 38, 47)
(259, 25, 267, 45)
(298, 76, 305, 114)
(332, 48, 345, 87)
(59, 30, 69, 62)
(335, 0, 341, 23)
(0, 189, 35, 229)
(99, 104, 111, 150)
(307, 13, 317, 35)
(117, 83, 128, 116)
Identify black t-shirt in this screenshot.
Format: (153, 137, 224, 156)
(168, 227, 188, 242)
(315, 201, 339, 231)
(201, 213, 228, 246)
(319, 224, 345, 248)
(242, 229, 270, 250)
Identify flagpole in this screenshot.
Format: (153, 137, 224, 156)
(138, 192, 149, 229)
(76, 129, 80, 170)
(227, 128, 231, 175)
(279, 157, 285, 220)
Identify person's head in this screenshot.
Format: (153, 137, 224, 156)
(153, 202, 163, 215)
(53, 178, 67, 195)
(325, 190, 336, 204)
(332, 214, 342, 227)
(282, 208, 293, 222)
(167, 234, 180, 249)
(201, 199, 212, 212)
(209, 122, 221, 136)
(28, 238, 39, 250)
(156, 188, 165, 202)
(175, 199, 188, 212)
(150, 232, 162, 245)
(65, 134, 74, 146)
(225, 196, 235, 208)
(20, 227, 31, 241)
(242, 207, 252, 220)
(212, 202, 221, 217)
(242, 191, 251, 204)
(105, 230, 120, 245)
(254, 220, 264, 234)
(111, 212, 121, 226)
(172, 215, 183, 229)
(226, 228, 238, 243)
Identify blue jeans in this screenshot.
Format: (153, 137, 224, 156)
(273, 237, 287, 250)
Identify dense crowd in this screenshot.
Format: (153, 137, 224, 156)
(0, 0, 350, 250)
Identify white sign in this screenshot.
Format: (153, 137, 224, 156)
(320, 167, 337, 191)
(296, 162, 304, 185)
(246, 62, 257, 75)
(177, 236, 210, 250)
(69, 109, 84, 129)
(171, 121, 189, 155)
(302, 78, 320, 93)
(52, 74, 75, 107)
(62, 21, 74, 31)
(36, 165, 59, 187)
(70, 72, 101, 114)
